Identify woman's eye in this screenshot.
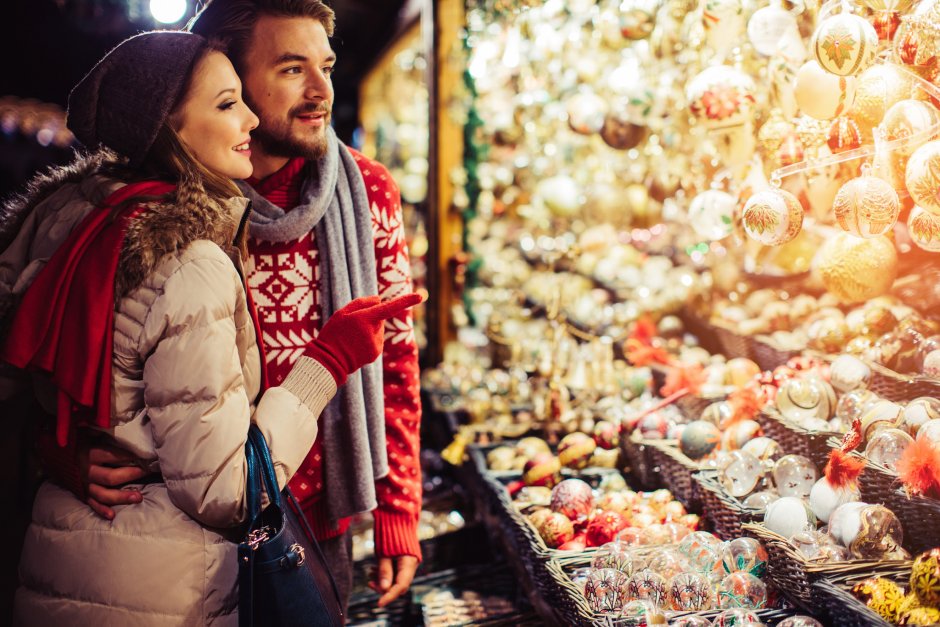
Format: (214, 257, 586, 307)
(218, 100, 236, 111)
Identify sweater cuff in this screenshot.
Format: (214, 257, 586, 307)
(37, 430, 87, 500)
(373, 508, 422, 561)
(281, 356, 337, 415)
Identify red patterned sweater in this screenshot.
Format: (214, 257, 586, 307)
(245, 152, 422, 559)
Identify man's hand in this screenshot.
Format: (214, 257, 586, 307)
(82, 443, 147, 520)
(370, 555, 419, 608)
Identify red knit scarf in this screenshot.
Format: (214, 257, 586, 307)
(2, 180, 175, 446)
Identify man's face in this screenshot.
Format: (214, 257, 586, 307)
(240, 15, 335, 161)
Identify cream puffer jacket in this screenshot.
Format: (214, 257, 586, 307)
(1, 172, 336, 626)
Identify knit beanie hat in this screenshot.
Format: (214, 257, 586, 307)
(67, 31, 209, 166)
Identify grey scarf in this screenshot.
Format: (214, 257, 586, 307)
(238, 127, 388, 526)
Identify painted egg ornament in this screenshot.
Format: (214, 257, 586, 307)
(881, 99, 940, 157)
(667, 572, 714, 611)
(687, 66, 756, 129)
(742, 188, 804, 246)
(852, 577, 905, 622)
(764, 496, 816, 538)
(713, 608, 762, 626)
(592, 420, 620, 450)
(522, 452, 562, 488)
(907, 206, 940, 252)
(809, 476, 861, 523)
(812, 13, 878, 77)
(865, 428, 914, 471)
(795, 61, 857, 120)
(584, 568, 629, 614)
(592, 541, 637, 575)
(778, 617, 824, 627)
(910, 548, 940, 606)
(829, 354, 872, 392)
(720, 537, 769, 578)
(689, 189, 736, 241)
(550, 478, 595, 521)
(901, 398, 940, 437)
(558, 432, 597, 470)
(587, 511, 629, 547)
(626, 568, 668, 606)
(900, 607, 940, 625)
(718, 450, 764, 497)
(833, 174, 900, 238)
(773, 454, 819, 499)
(906, 141, 940, 216)
(536, 511, 576, 548)
(814, 233, 898, 304)
(680, 420, 722, 461)
(717, 572, 768, 609)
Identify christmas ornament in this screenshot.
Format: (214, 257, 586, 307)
(812, 13, 878, 76)
(713, 609, 762, 627)
(906, 141, 940, 215)
(702, 0, 746, 55)
(687, 66, 756, 129)
(537, 175, 581, 217)
(908, 206, 940, 251)
(584, 568, 629, 614)
(671, 616, 711, 627)
(747, 3, 801, 58)
(599, 114, 647, 150)
(558, 432, 597, 469)
(536, 510, 576, 548)
(778, 617, 824, 627)
(809, 476, 861, 523)
(901, 398, 940, 436)
(901, 607, 940, 625)
(773, 454, 819, 499)
(679, 420, 721, 460)
(720, 537, 769, 577)
(833, 173, 900, 238)
(523, 452, 562, 488)
(742, 188, 804, 245)
(718, 450, 764, 497)
(566, 91, 608, 135)
(648, 548, 692, 580)
(893, 16, 940, 78)
(860, 399, 904, 441)
(776, 376, 836, 423)
(487, 446, 516, 471)
(592, 541, 637, 575)
(814, 233, 898, 303)
(689, 189, 736, 241)
(667, 572, 714, 610)
(828, 116, 863, 152)
(865, 428, 914, 471)
(516, 437, 551, 459)
(881, 99, 939, 156)
(593, 420, 620, 449)
(829, 354, 872, 392)
(851, 63, 914, 131)
(764, 496, 816, 538)
(717, 572, 768, 609)
(587, 511, 629, 546)
(550, 478, 595, 520)
(742, 437, 782, 464)
(795, 60, 857, 120)
(910, 548, 940, 606)
(619, 0, 658, 40)
(852, 577, 905, 622)
(626, 568, 668, 606)
(678, 531, 724, 575)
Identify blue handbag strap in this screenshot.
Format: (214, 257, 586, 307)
(248, 424, 282, 510)
(245, 431, 262, 524)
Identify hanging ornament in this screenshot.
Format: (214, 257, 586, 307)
(893, 16, 940, 80)
(702, 0, 746, 56)
(566, 91, 608, 135)
(872, 10, 902, 41)
(608, 68, 657, 125)
(741, 188, 804, 245)
(814, 233, 898, 303)
(828, 116, 863, 152)
(776, 131, 805, 167)
(794, 60, 857, 120)
(747, 4, 800, 57)
(687, 65, 756, 129)
(850, 63, 915, 132)
(906, 140, 940, 215)
(689, 189, 736, 241)
(908, 206, 940, 251)
(619, 0, 658, 40)
(811, 13, 878, 77)
(881, 99, 940, 156)
(758, 109, 795, 165)
(833, 172, 901, 237)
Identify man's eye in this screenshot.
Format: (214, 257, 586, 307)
(283, 66, 301, 74)
(323, 66, 335, 76)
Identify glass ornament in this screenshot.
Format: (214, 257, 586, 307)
(851, 63, 915, 132)
(713, 608, 762, 626)
(814, 233, 898, 304)
(818, 543, 851, 562)
(910, 548, 940, 606)
(833, 174, 900, 238)
(773, 454, 819, 499)
(522, 452, 562, 488)
(747, 4, 800, 57)
(619, 0, 658, 40)
(717, 572, 768, 609)
(570, 567, 593, 594)
(828, 116, 863, 153)
(720, 537, 769, 577)
(536, 511, 576, 548)
(881, 99, 939, 157)
(584, 568, 629, 614)
(829, 354, 872, 392)
(566, 91, 608, 135)
(809, 477, 861, 523)
(678, 531, 724, 575)
(639, 524, 674, 546)
(741, 188, 804, 246)
(893, 15, 940, 75)
(550, 478, 594, 520)
(680, 420, 722, 460)
(718, 450, 764, 497)
(790, 528, 835, 560)
(811, 13, 878, 77)
(764, 496, 816, 538)
(775, 376, 835, 423)
(722, 420, 764, 451)
(794, 61, 857, 120)
(626, 568, 668, 606)
(742, 437, 782, 466)
(647, 548, 692, 581)
(907, 140, 940, 215)
(923, 349, 940, 379)
(702, 0, 746, 55)
(807, 316, 850, 354)
(860, 399, 903, 441)
(599, 113, 647, 150)
(743, 491, 779, 513)
(918, 419, 940, 445)
(907, 206, 940, 252)
(778, 617, 824, 627)
(592, 541, 637, 575)
(687, 66, 756, 129)
(671, 616, 711, 627)
(667, 572, 715, 611)
(864, 428, 913, 471)
(689, 189, 736, 241)
(702, 401, 735, 426)
(836, 388, 879, 424)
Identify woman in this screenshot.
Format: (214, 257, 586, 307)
(0, 31, 418, 625)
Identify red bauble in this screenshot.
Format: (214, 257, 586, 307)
(586, 510, 628, 547)
(872, 11, 901, 41)
(550, 478, 595, 521)
(538, 511, 576, 548)
(523, 452, 562, 488)
(828, 116, 863, 153)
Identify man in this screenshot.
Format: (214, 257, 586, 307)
(51, 0, 423, 610)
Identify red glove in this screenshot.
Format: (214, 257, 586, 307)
(306, 293, 423, 386)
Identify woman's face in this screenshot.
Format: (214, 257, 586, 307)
(175, 51, 259, 180)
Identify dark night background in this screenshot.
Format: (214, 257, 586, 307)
(0, 0, 413, 200)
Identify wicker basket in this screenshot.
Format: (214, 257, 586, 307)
(621, 430, 656, 490)
(812, 571, 910, 627)
(742, 523, 912, 613)
(826, 438, 902, 508)
(694, 471, 763, 540)
(867, 360, 940, 403)
(676, 393, 727, 422)
(757, 408, 838, 469)
(713, 322, 754, 360)
(884, 488, 940, 555)
(751, 336, 803, 372)
(645, 439, 704, 509)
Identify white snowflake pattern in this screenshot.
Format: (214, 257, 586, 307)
(262, 328, 315, 366)
(371, 200, 404, 251)
(380, 250, 413, 301)
(384, 316, 415, 345)
(248, 249, 316, 323)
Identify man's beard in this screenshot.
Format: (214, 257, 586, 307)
(250, 101, 332, 161)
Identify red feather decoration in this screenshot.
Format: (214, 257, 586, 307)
(824, 448, 866, 489)
(897, 437, 940, 499)
(661, 362, 705, 398)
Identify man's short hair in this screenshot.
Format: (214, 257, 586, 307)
(188, 0, 336, 71)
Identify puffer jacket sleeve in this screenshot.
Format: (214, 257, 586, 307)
(138, 242, 336, 528)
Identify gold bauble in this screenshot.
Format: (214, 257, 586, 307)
(905, 140, 940, 215)
(757, 109, 794, 164)
(814, 233, 898, 303)
(850, 63, 915, 132)
(881, 99, 940, 156)
(833, 174, 900, 238)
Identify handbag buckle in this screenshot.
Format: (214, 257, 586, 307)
(291, 543, 305, 566)
(246, 526, 274, 551)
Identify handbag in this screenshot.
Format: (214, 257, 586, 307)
(238, 425, 345, 627)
